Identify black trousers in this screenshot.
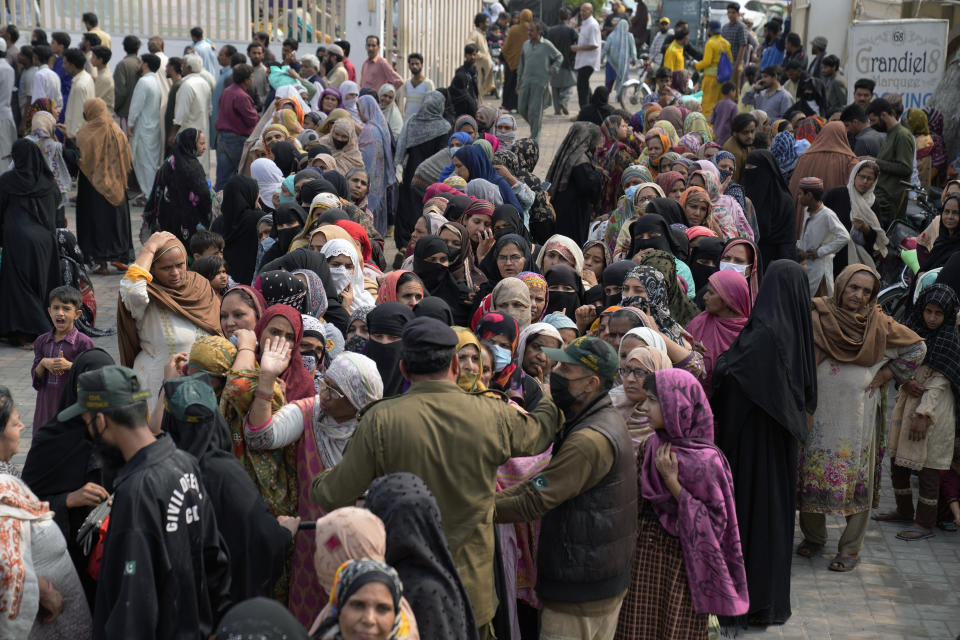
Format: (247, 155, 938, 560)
(503, 66, 519, 111)
(575, 66, 593, 107)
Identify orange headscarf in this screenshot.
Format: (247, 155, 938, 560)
(75, 98, 133, 206)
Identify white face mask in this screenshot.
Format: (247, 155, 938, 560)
(719, 261, 748, 275)
(329, 265, 352, 293)
(343, 96, 357, 109)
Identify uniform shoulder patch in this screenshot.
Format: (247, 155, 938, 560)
(123, 560, 136, 576)
(531, 473, 549, 490)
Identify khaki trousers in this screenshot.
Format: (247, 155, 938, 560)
(799, 509, 871, 556)
(539, 600, 624, 640)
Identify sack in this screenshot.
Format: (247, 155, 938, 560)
(717, 52, 733, 82)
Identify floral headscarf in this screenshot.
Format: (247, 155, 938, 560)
(293, 269, 329, 317)
(517, 271, 549, 321)
(622, 264, 685, 343)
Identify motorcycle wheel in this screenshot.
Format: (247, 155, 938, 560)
(878, 287, 909, 323)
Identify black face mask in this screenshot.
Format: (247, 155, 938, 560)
(345, 334, 368, 353)
(416, 261, 449, 290)
(621, 295, 649, 312)
(276, 227, 300, 250)
(333, 138, 348, 149)
(872, 122, 886, 133)
(85, 418, 127, 473)
(549, 372, 579, 414)
(631, 236, 670, 255)
(718, 168, 733, 183)
(546, 292, 580, 321)
(603, 287, 622, 308)
(493, 227, 514, 240)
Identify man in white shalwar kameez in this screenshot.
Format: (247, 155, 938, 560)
(190, 27, 219, 77)
(173, 54, 212, 173)
(128, 54, 166, 196)
(63, 49, 96, 137)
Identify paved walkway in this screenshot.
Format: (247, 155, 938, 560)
(2, 94, 959, 639)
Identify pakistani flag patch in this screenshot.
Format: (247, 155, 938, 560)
(531, 473, 549, 490)
(124, 561, 136, 576)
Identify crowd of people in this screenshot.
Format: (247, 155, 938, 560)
(2, 2, 960, 639)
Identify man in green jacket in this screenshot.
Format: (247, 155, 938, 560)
(867, 97, 915, 226)
(311, 317, 563, 638)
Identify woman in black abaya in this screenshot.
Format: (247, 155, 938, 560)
(711, 260, 817, 627)
(741, 149, 797, 271)
(21, 348, 117, 605)
(0, 139, 62, 345)
(213, 174, 262, 286)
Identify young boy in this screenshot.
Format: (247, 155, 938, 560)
(32, 285, 94, 431)
(711, 81, 739, 145)
(189, 229, 225, 263)
(190, 254, 229, 295)
(796, 176, 849, 297)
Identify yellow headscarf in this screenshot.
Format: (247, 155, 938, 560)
(454, 326, 486, 392)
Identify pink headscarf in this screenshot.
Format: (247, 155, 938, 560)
(640, 368, 749, 617)
(483, 132, 501, 151)
(684, 271, 751, 396)
(423, 182, 469, 204)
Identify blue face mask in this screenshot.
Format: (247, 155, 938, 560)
(449, 146, 460, 157)
(490, 344, 512, 372)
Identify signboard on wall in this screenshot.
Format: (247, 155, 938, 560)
(847, 19, 949, 110)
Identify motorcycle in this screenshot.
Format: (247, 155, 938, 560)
(490, 44, 503, 99)
(876, 183, 940, 321)
(617, 48, 651, 111)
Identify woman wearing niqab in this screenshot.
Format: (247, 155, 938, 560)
(711, 260, 816, 627)
(0, 139, 62, 343)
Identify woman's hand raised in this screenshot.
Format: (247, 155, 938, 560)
(258, 336, 291, 379)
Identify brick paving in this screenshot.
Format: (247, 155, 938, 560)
(2, 84, 959, 639)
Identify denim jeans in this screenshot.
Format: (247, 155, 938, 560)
(215, 130, 247, 191)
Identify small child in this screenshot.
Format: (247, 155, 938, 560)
(189, 229, 225, 263)
(711, 81, 739, 145)
(32, 285, 95, 432)
(191, 254, 229, 296)
(886, 284, 960, 540)
(796, 176, 850, 297)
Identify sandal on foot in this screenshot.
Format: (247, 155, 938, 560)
(92, 264, 109, 275)
(828, 554, 860, 572)
(937, 521, 959, 532)
(871, 511, 912, 523)
(897, 527, 935, 541)
(796, 540, 823, 558)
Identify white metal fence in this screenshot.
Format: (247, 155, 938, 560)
(2, 0, 480, 86)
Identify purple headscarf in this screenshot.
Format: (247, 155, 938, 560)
(640, 369, 749, 617)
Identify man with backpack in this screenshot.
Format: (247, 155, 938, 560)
(695, 20, 733, 117)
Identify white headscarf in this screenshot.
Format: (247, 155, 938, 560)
(275, 84, 310, 115)
(466, 178, 503, 205)
(320, 238, 375, 311)
(310, 352, 383, 468)
(516, 322, 563, 370)
(339, 81, 361, 122)
(250, 158, 284, 207)
(620, 327, 669, 357)
(847, 159, 888, 257)
(378, 83, 403, 139)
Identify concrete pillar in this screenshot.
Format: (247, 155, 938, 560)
(344, 0, 385, 76)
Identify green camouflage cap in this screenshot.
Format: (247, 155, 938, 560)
(57, 365, 151, 421)
(542, 336, 619, 381)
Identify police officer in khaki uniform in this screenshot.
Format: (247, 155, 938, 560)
(311, 316, 564, 638)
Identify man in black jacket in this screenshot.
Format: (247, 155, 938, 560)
(59, 366, 232, 640)
(495, 337, 637, 635)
